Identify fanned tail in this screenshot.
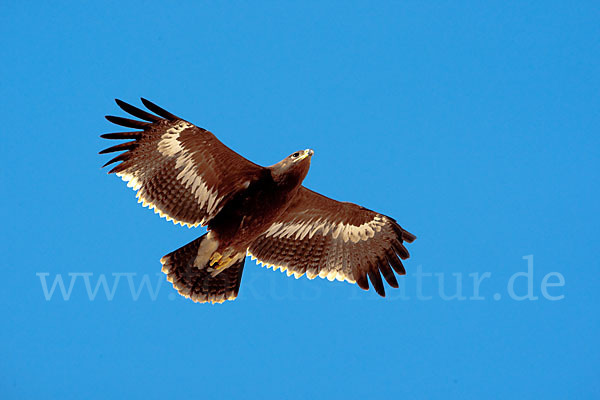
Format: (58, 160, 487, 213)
(160, 234, 245, 304)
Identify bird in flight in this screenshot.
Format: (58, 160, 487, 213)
(100, 98, 416, 303)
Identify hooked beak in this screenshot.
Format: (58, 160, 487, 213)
(299, 149, 314, 160)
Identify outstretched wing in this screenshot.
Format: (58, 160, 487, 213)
(248, 187, 416, 296)
(100, 98, 264, 227)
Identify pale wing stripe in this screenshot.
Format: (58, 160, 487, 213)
(264, 215, 388, 243)
(156, 124, 224, 219)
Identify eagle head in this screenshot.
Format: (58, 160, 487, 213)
(270, 149, 314, 188)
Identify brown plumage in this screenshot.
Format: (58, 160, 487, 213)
(100, 98, 416, 303)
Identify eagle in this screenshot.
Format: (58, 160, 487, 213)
(100, 98, 416, 304)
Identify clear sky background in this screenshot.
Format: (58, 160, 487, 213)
(1, 1, 598, 399)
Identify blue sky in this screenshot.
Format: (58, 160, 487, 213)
(1, 1, 598, 399)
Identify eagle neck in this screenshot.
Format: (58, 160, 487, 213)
(270, 169, 304, 193)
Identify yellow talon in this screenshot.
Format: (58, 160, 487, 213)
(209, 252, 222, 266)
(208, 254, 238, 277)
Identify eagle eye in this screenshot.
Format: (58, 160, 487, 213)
(292, 152, 300, 159)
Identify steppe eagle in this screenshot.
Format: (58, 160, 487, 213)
(100, 98, 416, 303)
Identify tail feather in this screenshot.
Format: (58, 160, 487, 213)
(161, 234, 245, 304)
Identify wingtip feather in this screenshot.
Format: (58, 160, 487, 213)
(105, 115, 151, 129)
(355, 273, 370, 291)
(403, 231, 417, 243)
(100, 131, 143, 140)
(115, 98, 161, 122)
(378, 260, 399, 288)
(140, 97, 179, 120)
(99, 141, 137, 154)
(367, 268, 386, 297)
